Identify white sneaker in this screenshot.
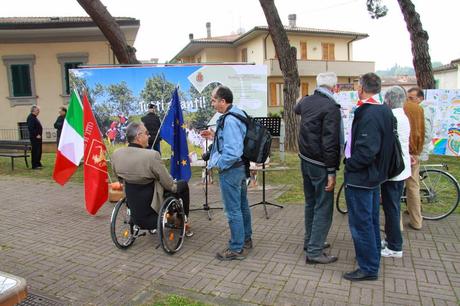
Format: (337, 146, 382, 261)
(381, 246, 403, 258)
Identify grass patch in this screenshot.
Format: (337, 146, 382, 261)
(149, 294, 209, 306)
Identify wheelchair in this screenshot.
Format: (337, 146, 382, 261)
(110, 194, 186, 254)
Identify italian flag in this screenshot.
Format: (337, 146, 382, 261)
(53, 90, 84, 185)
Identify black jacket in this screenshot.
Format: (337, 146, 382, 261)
(54, 115, 65, 140)
(345, 103, 394, 188)
(141, 112, 161, 147)
(27, 113, 42, 140)
(294, 90, 341, 172)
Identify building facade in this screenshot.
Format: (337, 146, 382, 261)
(0, 17, 139, 144)
(433, 58, 460, 89)
(172, 15, 374, 114)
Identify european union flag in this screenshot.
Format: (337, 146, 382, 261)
(160, 88, 191, 181)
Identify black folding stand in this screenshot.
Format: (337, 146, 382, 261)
(249, 117, 284, 219)
(190, 137, 222, 220)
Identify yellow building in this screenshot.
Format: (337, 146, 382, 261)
(0, 17, 139, 144)
(172, 15, 374, 114)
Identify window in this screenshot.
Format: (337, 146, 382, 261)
(2, 55, 37, 105)
(57, 53, 88, 96)
(241, 48, 248, 62)
(196, 56, 201, 63)
(270, 83, 284, 106)
(300, 42, 307, 60)
(321, 43, 335, 61)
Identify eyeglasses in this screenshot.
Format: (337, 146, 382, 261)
(137, 130, 150, 137)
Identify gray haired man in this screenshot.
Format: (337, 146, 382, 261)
(294, 72, 342, 264)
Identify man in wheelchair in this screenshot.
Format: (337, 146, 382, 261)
(111, 122, 193, 237)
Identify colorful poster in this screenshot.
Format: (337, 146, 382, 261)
(334, 89, 460, 157)
(424, 89, 460, 156)
(70, 64, 267, 149)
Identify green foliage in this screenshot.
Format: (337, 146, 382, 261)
(188, 82, 220, 129)
(366, 0, 388, 19)
(140, 74, 178, 118)
(376, 64, 415, 77)
(268, 112, 281, 118)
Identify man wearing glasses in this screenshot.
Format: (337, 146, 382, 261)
(111, 122, 192, 235)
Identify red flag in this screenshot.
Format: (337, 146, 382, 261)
(83, 94, 108, 215)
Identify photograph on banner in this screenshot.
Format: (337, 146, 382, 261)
(69, 65, 267, 155)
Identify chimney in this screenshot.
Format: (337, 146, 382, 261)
(206, 22, 211, 38)
(288, 14, 296, 28)
(189, 33, 194, 40)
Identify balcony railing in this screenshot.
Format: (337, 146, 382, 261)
(265, 59, 375, 77)
(0, 128, 57, 141)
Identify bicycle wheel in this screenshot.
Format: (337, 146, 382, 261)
(110, 198, 136, 249)
(157, 196, 186, 254)
(418, 169, 460, 220)
(335, 183, 348, 214)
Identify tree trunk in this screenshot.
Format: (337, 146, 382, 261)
(397, 0, 435, 89)
(259, 0, 300, 152)
(77, 0, 139, 64)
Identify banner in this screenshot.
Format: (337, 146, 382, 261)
(70, 65, 267, 152)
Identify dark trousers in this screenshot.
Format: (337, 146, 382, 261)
(381, 180, 404, 251)
(345, 185, 381, 275)
(30, 138, 42, 168)
(301, 160, 334, 257)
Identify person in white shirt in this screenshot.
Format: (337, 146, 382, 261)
(381, 86, 411, 258)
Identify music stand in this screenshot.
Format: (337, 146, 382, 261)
(250, 117, 284, 219)
(190, 136, 222, 220)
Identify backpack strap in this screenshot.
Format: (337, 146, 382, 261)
(214, 110, 248, 153)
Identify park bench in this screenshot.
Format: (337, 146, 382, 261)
(0, 140, 31, 171)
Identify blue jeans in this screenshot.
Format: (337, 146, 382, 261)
(301, 160, 334, 257)
(345, 185, 381, 275)
(381, 180, 404, 251)
(219, 166, 252, 252)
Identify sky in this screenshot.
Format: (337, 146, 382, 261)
(2, 0, 459, 70)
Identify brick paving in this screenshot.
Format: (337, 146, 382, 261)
(0, 175, 459, 305)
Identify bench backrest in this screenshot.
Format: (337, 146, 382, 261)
(0, 141, 31, 151)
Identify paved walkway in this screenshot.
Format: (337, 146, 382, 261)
(0, 176, 459, 305)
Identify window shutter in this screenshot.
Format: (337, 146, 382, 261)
(241, 48, 248, 62)
(270, 83, 277, 106)
(301, 83, 309, 96)
(329, 44, 335, 61)
(300, 42, 307, 60)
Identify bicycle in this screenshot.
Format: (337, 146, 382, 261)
(335, 163, 460, 220)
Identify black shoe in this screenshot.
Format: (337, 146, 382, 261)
(216, 248, 247, 261)
(343, 269, 378, 281)
(323, 242, 331, 249)
(306, 253, 338, 264)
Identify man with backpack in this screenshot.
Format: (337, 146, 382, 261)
(200, 85, 253, 261)
(294, 72, 342, 265)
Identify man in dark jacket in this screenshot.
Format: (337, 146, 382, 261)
(27, 105, 43, 169)
(343, 73, 394, 281)
(54, 106, 67, 146)
(294, 72, 342, 264)
(141, 103, 161, 152)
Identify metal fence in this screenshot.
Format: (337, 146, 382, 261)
(0, 128, 57, 141)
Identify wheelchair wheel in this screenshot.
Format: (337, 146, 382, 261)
(157, 196, 186, 254)
(335, 183, 348, 214)
(111, 198, 136, 249)
(418, 169, 460, 220)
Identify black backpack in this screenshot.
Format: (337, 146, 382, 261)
(218, 111, 272, 164)
(388, 115, 405, 178)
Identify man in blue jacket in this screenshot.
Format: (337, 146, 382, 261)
(201, 85, 252, 261)
(343, 73, 393, 281)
